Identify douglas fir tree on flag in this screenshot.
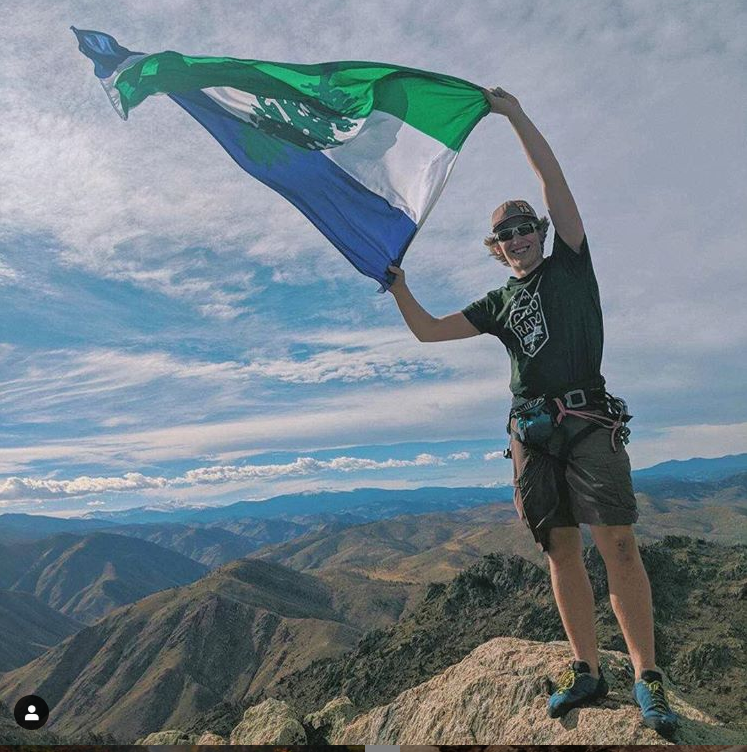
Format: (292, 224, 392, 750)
(72, 27, 489, 289)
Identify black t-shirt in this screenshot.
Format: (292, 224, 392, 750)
(461, 232, 605, 402)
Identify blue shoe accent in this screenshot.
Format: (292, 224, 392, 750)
(547, 660, 608, 718)
(633, 670, 679, 737)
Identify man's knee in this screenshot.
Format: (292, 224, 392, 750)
(593, 525, 638, 566)
(546, 526, 583, 567)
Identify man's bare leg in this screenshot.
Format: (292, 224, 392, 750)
(589, 524, 656, 679)
(546, 526, 599, 675)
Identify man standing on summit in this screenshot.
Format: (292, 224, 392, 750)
(387, 86, 679, 736)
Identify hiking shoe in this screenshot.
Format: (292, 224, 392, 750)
(633, 669, 679, 737)
(547, 660, 608, 718)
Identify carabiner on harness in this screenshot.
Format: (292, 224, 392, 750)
(552, 392, 632, 451)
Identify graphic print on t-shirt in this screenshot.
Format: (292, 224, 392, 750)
(507, 275, 549, 357)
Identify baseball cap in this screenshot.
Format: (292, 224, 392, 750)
(491, 200, 539, 232)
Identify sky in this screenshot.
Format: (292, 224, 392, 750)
(1, 1, 746, 517)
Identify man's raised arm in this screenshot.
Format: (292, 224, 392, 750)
(483, 87, 585, 252)
(387, 265, 480, 342)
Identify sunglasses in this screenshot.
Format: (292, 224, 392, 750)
(490, 221, 538, 243)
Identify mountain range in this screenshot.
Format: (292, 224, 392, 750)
(2, 454, 745, 540)
(83, 486, 513, 525)
(0, 452, 744, 743)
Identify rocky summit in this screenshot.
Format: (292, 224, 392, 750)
(332, 637, 745, 744)
(137, 638, 744, 745)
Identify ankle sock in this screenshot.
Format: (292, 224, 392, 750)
(571, 660, 599, 677)
(640, 669, 663, 683)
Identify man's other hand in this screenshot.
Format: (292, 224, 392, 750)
(482, 86, 523, 117)
(387, 264, 407, 294)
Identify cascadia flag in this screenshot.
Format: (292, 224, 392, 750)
(73, 28, 489, 289)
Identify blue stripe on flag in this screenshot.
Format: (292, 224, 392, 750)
(170, 89, 417, 286)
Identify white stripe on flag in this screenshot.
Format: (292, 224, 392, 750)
(323, 109, 458, 225)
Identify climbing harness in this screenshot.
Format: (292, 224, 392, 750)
(504, 386, 632, 459)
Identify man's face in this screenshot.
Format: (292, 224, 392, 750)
(493, 216, 543, 276)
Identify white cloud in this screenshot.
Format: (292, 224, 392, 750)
(0, 472, 168, 501)
(0, 337, 455, 428)
(0, 450, 451, 501)
(0, 374, 503, 474)
(243, 349, 441, 383)
(0, 258, 20, 285)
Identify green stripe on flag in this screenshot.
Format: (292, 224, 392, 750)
(372, 73, 488, 151)
(114, 53, 488, 151)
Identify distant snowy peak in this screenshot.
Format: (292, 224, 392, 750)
(82, 501, 211, 521)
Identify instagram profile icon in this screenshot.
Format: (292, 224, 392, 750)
(14, 695, 50, 730)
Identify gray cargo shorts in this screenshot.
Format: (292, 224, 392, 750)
(510, 413, 638, 552)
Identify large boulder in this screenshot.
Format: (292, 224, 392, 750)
(195, 731, 228, 744)
(229, 697, 306, 744)
(304, 696, 358, 743)
(332, 637, 744, 744)
(137, 729, 198, 744)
